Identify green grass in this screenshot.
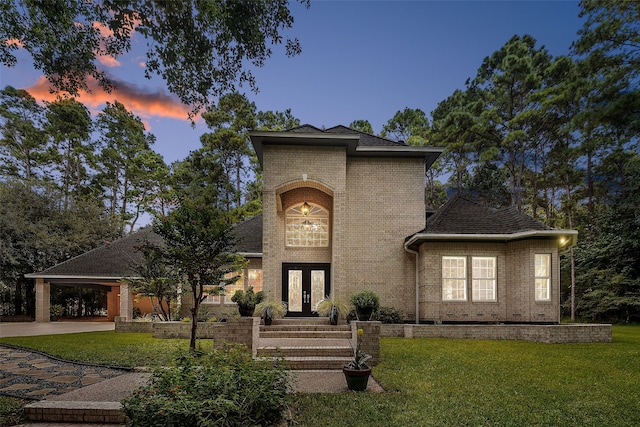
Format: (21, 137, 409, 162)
(0, 396, 25, 427)
(291, 326, 640, 427)
(1, 327, 639, 426)
(0, 331, 201, 367)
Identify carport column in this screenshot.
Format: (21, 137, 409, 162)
(35, 278, 50, 322)
(119, 282, 134, 321)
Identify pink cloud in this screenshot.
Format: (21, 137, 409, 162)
(98, 55, 121, 68)
(26, 75, 193, 122)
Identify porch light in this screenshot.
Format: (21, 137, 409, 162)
(301, 201, 311, 216)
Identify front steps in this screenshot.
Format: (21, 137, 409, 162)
(257, 317, 355, 370)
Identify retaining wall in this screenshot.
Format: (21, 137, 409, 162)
(380, 323, 612, 343)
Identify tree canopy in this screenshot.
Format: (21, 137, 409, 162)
(0, 0, 309, 117)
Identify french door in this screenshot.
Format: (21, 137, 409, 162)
(282, 263, 330, 317)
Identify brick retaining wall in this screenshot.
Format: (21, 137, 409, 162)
(380, 323, 612, 343)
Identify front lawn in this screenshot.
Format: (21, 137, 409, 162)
(291, 326, 640, 427)
(0, 331, 196, 367)
(1, 326, 638, 426)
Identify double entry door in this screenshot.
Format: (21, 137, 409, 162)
(282, 263, 330, 317)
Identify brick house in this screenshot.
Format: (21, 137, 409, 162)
(28, 124, 577, 324)
(239, 125, 577, 323)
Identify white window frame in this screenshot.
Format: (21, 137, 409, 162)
(442, 256, 467, 301)
(535, 254, 551, 301)
(472, 256, 497, 302)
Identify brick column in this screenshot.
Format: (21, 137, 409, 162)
(212, 317, 260, 357)
(354, 321, 381, 366)
(119, 282, 134, 321)
(35, 278, 50, 322)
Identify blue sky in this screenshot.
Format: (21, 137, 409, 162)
(0, 0, 584, 165)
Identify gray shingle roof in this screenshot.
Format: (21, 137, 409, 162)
(423, 195, 552, 235)
(26, 227, 163, 279)
(234, 214, 263, 254)
(290, 124, 406, 146)
(27, 216, 264, 279)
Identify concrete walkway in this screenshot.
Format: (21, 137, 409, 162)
(1, 321, 383, 426)
(0, 321, 115, 338)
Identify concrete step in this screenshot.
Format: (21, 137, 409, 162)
(258, 356, 352, 370)
(259, 330, 352, 339)
(257, 345, 353, 358)
(271, 317, 334, 325)
(24, 401, 126, 424)
(260, 324, 351, 332)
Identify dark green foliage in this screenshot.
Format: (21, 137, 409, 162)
(121, 347, 291, 427)
(231, 287, 265, 316)
(0, 181, 117, 316)
(0, 0, 308, 118)
(153, 197, 245, 350)
(350, 290, 380, 310)
(372, 306, 405, 324)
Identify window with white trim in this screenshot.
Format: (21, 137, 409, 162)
(535, 254, 551, 301)
(286, 203, 329, 247)
(442, 256, 467, 301)
(472, 257, 497, 301)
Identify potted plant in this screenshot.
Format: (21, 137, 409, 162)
(350, 290, 380, 321)
(50, 304, 64, 321)
(254, 300, 287, 325)
(342, 327, 372, 391)
(315, 296, 351, 325)
(231, 287, 265, 317)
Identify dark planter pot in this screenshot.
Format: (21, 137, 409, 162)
(342, 366, 371, 391)
(264, 314, 273, 326)
(356, 307, 374, 321)
(329, 306, 339, 325)
(238, 305, 254, 317)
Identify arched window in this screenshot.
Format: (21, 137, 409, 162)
(286, 203, 329, 247)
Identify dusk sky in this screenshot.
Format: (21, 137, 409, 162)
(0, 0, 585, 165)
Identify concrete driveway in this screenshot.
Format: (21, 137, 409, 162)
(0, 321, 114, 338)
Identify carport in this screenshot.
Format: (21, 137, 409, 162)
(25, 228, 162, 322)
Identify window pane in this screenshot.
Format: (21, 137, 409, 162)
(224, 272, 244, 304)
(247, 269, 263, 293)
(472, 257, 496, 301)
(286, 203, 329, 247)
(202, 286, 221, 304)
(311, 270, 325, 311)
(534, 254, 551, 301)
(288, 270, 303, 312)
(443, 256, 466, 301)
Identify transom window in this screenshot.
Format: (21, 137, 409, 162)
(472, 257, 497, 301)
(442, 256, 467, 301)
(286, 203, 329, 247)
(535, 254, 551, 301)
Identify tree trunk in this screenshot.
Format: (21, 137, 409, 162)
(190, 306, 198, 352)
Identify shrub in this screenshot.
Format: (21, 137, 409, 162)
(121, 347, 291, 427)
(372, 306, 405, 324)
(350, 290, 380, 310)
(231, 287, 265, 316)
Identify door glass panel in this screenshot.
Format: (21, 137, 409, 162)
(288, 270, 303, 312)
(311, 270, 325, 311)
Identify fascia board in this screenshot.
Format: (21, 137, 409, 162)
(405, 229, 578, 250)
